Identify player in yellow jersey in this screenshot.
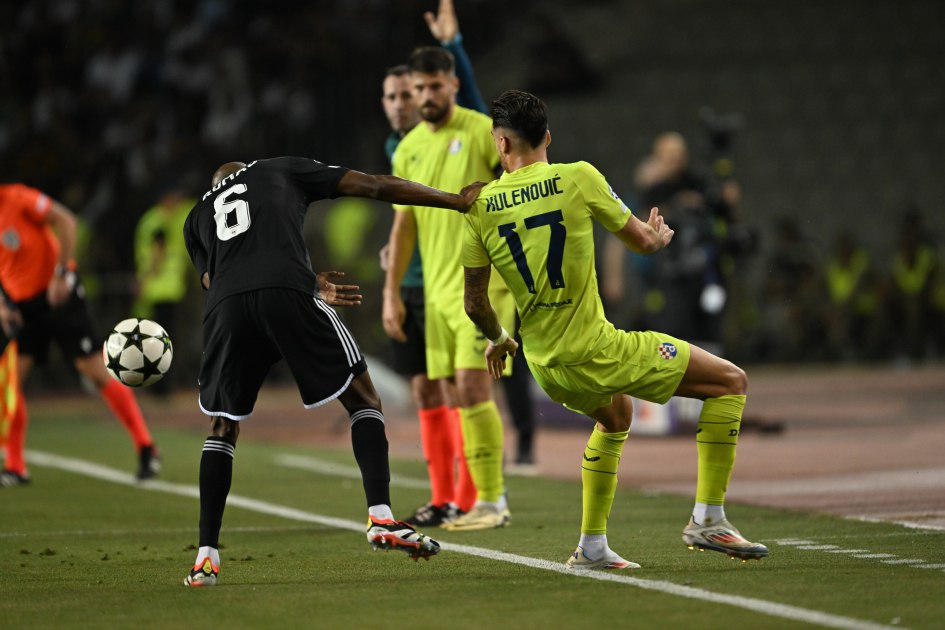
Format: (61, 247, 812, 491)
(462, 90, 768, 567)
(386, 47, 515, 530)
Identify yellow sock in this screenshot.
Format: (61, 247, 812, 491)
(581, 426, 629, 535)
(458, 401, 505, 503)
(695, 394, 745, 505)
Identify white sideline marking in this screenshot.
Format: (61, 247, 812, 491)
(848, 514, 945, 532)
(776, 539, 945, 573)
(796, 545, 840, 550)
(273, 454, 429, 490)
(26, 450, 903, 630)
(0, 525, 318, 539)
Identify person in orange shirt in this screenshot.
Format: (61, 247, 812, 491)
(0, 183, 160, 486)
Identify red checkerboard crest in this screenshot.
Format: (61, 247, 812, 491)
(658, 342, 677, 360)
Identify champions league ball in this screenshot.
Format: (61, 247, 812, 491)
(102, 318, 173, 387)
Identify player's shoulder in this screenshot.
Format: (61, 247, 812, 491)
(398, 124, 428, 149)
(464, 173, 510, 219)
(458, 105, 492, 124)
(557, 161, 608, 191)
(469, 179, 499, 217)
(254, 156, 304, 172)
(225, 156, 336, 183)
(451, 105, 492, 134)
(0, 182, 41, 200)
(477, 171, 512, 200)
(254, 155, 334, 171)
(560, 160, 603, 179)
(0, 182, 48, 212)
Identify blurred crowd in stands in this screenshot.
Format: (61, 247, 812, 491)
(1, 0, 942, 395)
(602, 125, 945, 366)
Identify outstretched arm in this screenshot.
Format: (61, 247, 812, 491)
(464, 264, 518, 379)
(613, 206, 675, 254)
(336, 170, 481, 212)
(426, 0, 487, 114)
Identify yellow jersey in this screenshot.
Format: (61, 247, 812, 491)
(462, 161, 632, 366)
(392, 105, 500, 308)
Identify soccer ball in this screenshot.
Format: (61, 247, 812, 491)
(102, 318, 173, 387)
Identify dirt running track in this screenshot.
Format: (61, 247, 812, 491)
(35, 364, 945, 530)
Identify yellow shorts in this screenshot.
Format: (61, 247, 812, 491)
(528, 329, 690, 415)
(425, 286, 516, 380)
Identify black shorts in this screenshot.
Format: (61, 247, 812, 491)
(12, 280, 99, 364)
(390, 285, 426, 377)
(198, 288, 367, 419)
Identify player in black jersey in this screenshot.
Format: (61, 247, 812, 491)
(182, 157, 482, 586)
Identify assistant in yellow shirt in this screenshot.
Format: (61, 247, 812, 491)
(393, 104, 515, 379)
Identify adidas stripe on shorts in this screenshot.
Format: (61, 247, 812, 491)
(197, 287, 367, 420)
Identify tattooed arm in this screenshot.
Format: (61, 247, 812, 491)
(464, 265, 518, 379)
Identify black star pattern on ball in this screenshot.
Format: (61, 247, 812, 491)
(136, 337, 169, 382)
(106, 320, 170, 383)
(105, 346, 128, 376)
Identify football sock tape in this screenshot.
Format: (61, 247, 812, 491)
(199, 436, 235, 548)
(451, 407, 477, 513)
(350, 410, 391, 508)
(581, 426, 628, 535)
(695, 394, 745, 505)
(458, 401, 505, 503)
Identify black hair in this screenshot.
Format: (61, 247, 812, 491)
(490, 90, 548, 149)
(408, 46, 455, 75)
(385, 64, 410, 78)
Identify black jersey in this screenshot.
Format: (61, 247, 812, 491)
(184, 157, 349, 315)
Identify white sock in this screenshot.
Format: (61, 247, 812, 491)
(578, 534, 607, 559)
(194, 546, 220, 568)
(369, 504, 395, 521)
(692, 502, 726, 525)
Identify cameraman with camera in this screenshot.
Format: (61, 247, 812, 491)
(602, 114, 754, 356)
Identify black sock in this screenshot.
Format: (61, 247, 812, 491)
(350, 409, 390, 508)
(198, 436, 235, 548)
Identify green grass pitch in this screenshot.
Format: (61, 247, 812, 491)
(2, 407, 943, 629)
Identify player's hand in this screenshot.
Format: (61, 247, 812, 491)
(458, 181, 486, 212)
(317, 271, 362, 307)
(424, 0, 459, 44)
(382, 290, 407, 342)
(485, 336, 518, 380)
(379, 243, 391, 272)
(646, 207, 675, 248)
(46, 274, 73, 308)
(0, 299, 22, 338)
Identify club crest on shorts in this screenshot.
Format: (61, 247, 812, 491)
(657, 342, 677, 360)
